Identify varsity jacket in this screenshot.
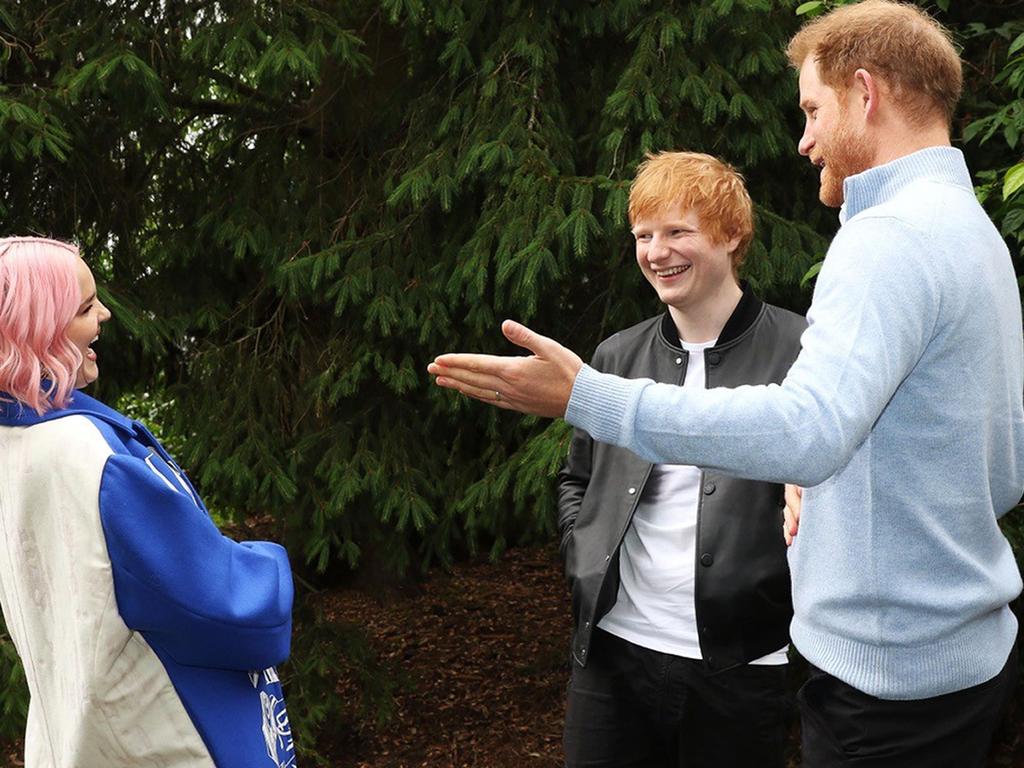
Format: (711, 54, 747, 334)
(0, 390, 296, 767)
(557, 286, 806, 671)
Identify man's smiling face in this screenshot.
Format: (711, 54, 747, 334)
(632, 205, 738, 315)
(798, 56, 875, 208)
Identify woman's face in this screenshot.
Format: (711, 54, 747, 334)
(66, 258, 111, 388)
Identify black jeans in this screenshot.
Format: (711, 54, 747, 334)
(798, 641, 1018, 768)
(563, 629, 789, 768)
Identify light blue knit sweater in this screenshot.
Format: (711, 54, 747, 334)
(567, 147, 1024, 700)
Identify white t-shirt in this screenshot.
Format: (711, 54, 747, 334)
(598, 338, 788, 665)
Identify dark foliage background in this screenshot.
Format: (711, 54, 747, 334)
(0, 0, 1021, 761)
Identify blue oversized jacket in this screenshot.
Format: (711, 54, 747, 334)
(0, 390, 296, 767)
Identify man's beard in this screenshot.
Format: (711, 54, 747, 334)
(818, 112, 874, 208)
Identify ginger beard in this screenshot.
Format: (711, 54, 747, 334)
(818, 99, 875, 208)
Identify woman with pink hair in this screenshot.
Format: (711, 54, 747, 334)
(0, 237, 297, 768)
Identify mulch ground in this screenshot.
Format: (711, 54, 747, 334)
(313, 545, 570, 767)
(304, 543, 1024, 767)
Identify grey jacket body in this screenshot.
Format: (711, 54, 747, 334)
(557, 287, 806, 670)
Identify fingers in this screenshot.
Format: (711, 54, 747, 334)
(784, 484, 802, 514)
(783, 484, 803, 547)
(502, 319, 553, 356)
(431, 352, 512, 376)
(428, 354, 516, 403)
(783, 504, 797, 546)
(433, 374, 516, 410)
(429, 355, 517, 408)
(502, 320, 585, 379)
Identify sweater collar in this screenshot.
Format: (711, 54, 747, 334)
(659, 281, 763, 350)
(0, 389, 133, 432)
(840, 146, 972, 225)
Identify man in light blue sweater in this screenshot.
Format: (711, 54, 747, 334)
(430, 1, 1023, 765)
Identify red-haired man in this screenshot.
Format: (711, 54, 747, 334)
(558, 151, 805, 768)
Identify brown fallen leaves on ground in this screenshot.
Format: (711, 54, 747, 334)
(316, 545, 570, 768)
(303, 543, 1024, 768)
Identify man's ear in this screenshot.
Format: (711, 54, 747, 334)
(851, 68, 880, 121)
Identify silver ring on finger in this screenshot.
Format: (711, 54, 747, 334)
(494, 390, 502, 401)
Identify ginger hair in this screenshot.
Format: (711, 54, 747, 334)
(628, 151, 754, 271)
(786, 0, 962, 126)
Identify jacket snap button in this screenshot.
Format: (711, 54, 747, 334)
(703, 481, 716, 495)
(700, 553, 714, 567)
(627, 487, 636, 495)
(584, 621, 590, 628)
(675, 356, 683, 365)
(707, 351, 721, 366)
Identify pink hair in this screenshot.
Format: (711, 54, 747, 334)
(0, 237, 83, 414)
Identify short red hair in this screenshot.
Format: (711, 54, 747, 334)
(628, 151, 754, 272)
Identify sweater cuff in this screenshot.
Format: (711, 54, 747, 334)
(566, 364, 646, 446)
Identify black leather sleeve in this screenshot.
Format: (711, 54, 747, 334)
(555, 347, 605, 560)
(556, 425, 592, 559)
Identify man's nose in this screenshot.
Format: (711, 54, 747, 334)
(648, 237, 670, 260)
(798, 127, 813, 157)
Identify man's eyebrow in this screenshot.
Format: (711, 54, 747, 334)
(631, 222, 695, 233)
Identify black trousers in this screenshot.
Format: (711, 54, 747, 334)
(563, 628, 789, 768)
(798, 642, 1018, 768)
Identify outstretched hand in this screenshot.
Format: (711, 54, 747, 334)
(428, 320, 584, 419)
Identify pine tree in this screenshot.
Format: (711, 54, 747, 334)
(0, 0, 830, 580)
